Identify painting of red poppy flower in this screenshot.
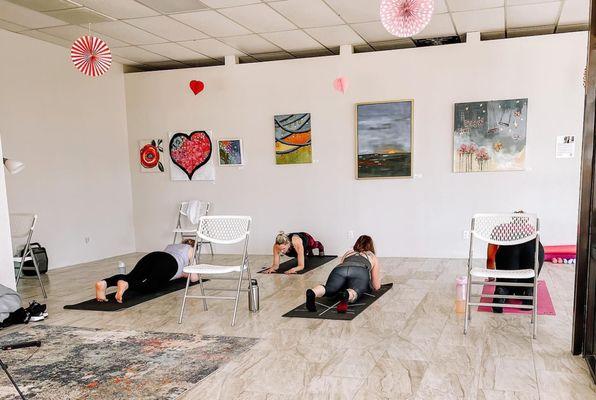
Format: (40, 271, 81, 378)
(139, 139, 164, 173)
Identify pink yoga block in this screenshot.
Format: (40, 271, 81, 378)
(544, 245, 576, 262)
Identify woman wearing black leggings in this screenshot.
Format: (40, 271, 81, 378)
(487, 239, 544, 313)
(94, 240, 196, 303)
(305, 235, 381, 313)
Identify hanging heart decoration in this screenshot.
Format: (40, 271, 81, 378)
(189, 80, 205, 95)
(333, 76, 349, 94)
(70, 35, 112, 77)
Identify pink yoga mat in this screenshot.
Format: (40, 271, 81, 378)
(477, 280, 555, 315)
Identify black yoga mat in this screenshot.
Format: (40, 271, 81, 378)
(63, 279, 205, 312)
(258, 255, 337, 275)
(282, 283, 393, 321)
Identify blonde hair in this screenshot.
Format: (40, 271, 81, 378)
(275, 231, 289, 245)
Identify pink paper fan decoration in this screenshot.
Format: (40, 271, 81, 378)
(380, 0, 434, 38)
(70, 35, 112, 77)
(333, 77, 348, 93)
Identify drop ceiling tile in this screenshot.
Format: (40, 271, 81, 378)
(324, 0, 381, 23)
(0, 18, 27, 32)
(141, 42, 208, 61)
(350, 21, 397, 42)
(452, 8, 505, 33)
(19, 29, 71, 47)
(219, 34, 280, 53)
(91, 21, 167, 45)
(7, 0, 77, 12)
(413, 13, 457, 38)
(261, 30, 324, 51)
(76, 0, 159, 19)
(269, 0, 343, 28)
(446, 0, 504, 12)
(45, 7, 114, 24)
(111, 55, 139, 65)
(111, 46, 169, 62)
(201, 0, 262, 7)
(506, 0, 559, 5)
(135, 0, 209, 13)
(305, 25, 366, 47)
(434, 0, 449, 13)
(0, 0, 67, 28)
(39, 25, 130, 47)
(125, 16, 207, 41)
(179, 38, 246, 57)
(171, 10, 251, 37)
(506, 3, 560, 28)
(558, 0, 589, 25)
(220, 4, 296, 32)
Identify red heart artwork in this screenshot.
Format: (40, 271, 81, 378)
(189, 80, 205, 95)
(169, 131, 212, 180)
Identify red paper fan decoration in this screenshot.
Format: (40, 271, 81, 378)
(70, 35, 112, 77)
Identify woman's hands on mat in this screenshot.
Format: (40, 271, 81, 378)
(284, 266, 304, 274)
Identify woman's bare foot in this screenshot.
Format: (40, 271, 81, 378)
(95, 281, 107, 302)
(115, 280, 129, 303)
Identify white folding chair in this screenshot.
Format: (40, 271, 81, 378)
(10, 213, 47, 298)
(463, 213, 540, 338)
(173, 200, 213, 257)
(178, 216, 251, 327)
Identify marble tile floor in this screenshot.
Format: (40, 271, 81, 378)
(6, 253, 596, 399)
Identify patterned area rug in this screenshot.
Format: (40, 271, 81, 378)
(0, 325, 258, 400)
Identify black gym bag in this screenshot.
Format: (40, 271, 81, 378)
(19, 243, 48, 276)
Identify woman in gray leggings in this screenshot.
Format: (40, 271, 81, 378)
(305, 235, 381, 312)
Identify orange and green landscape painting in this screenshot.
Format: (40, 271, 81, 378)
(357, 101, 412, 178)
(274, 113, 312, 165)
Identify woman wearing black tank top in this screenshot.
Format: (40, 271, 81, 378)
(305, 235, 381, 313)
(264, 231, 325, 274)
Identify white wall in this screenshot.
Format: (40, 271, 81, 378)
(125, 32, 587, 258)
(0, 29, 135, 269)
(0, 137, 16, 289)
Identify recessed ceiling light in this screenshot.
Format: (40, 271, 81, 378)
(136, 0, 209, 14)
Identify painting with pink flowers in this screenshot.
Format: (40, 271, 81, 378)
(454, 99, 528, 173)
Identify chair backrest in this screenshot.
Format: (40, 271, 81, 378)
(178, 200, 210, 228)
(471, 213, 539, 246)
(196, 216, 251, 245)
(9, 213, 37, 254)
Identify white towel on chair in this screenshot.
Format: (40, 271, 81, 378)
(186, 200, 201, 225)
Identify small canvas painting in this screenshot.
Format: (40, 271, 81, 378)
(139, 139, 164, 173)
(168, 130, 215, 181)
(454, 98, 528, 172)
(275, 113, 312, 164)
(218, 139, 243, 166)
(356, 101, 413, 179)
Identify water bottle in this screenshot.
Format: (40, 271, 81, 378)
(455, 276, 467, 314)
(248, 279, 259, 312)
(117, 261, 126, 274)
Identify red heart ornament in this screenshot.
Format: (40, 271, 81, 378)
(169, 131, 212, 180)
(189, 80, 205, 95)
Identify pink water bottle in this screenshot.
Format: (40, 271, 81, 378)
(455, 276, 467, 313)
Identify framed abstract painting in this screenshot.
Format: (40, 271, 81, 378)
(453, 98, 528, 172)
(274, 113, 312, 165)
(218, 139, 243, 166)
(356, 100, 413, 179)
(139, 139, 164, 173)
(168, 130, 215, 181)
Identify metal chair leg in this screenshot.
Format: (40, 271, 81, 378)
(31, 253, 46, 299)
(209, 241, 214, 256)
(198, 275, 208, 311)
(231, 269, 244, 327)
(178, 276, 191, 324)
(15, 260, 23, 286)
(532, 279, 538, 339)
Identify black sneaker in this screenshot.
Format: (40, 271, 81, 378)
(26, 301, 47, 319)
